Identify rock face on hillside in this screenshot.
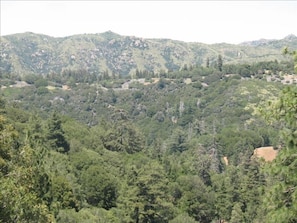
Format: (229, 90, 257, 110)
(0, 32, 296, 76)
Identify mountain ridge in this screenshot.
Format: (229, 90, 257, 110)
(1, 31, 296, 76)
(3, 31, 296, 44)
(240, 34, 297, 47)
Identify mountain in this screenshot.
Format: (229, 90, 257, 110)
(1, 31, 296, 76)
(240, 34, 297, 47)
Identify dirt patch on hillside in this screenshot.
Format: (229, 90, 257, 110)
(143, 78, 159, 85)
(184, 78, 192, 84)
(253, 146, 278, 161)
(10, 81, 31, 88)
(223, 156, 229, 165)
(281, 74, 297, 84)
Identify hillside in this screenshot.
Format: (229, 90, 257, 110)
(1, 66, 295, 222)
(1, 31, 296, 76)
(1, 30, 297, 222)
(1, 43, 297, 222)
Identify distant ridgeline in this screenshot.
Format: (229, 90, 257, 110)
(0, 31, 296, 76)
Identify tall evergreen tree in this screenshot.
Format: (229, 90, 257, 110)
(47, 112, 70, 153)
(283, 47, 297, 73)
(217, 54, 223, 72)
(230, 203, 244, 223)
(120, 160, 175, 223)
(262, 86, 297, 223)
(206, 57, 210, 68)
(101, 108, 144, 153)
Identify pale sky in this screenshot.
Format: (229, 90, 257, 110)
(1, 1, 296, 44)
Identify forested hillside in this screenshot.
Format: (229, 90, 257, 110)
(1, 32, 296, 76)
(0, 33, 297, 222)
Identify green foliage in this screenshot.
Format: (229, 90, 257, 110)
(56, 207, 122, 223)
(218, 127, 264, 164)
(211, 169, 235, 221)
(0, 176, 54, 223)
(36, 86, 49, 95)
(35, 77, 48, 88)
(0, 115, 18, 175)
(229, 203, 245, 223)
(263, 86, 297, 149)
(119, 159, 175, 223)
(167, 128, 188, 153)
(217, 54, 223, 72)
(46, 112, 70, 153)
(101, 108, 144, 153)
(177, 175, 215, 223)
(262, 86, 297, 223)
(23, 73, 39, 84)
(169, 212, 198, 223)
(80, 165, 118, 209)
(49, 175, 79, 212)
(283, 47, 297, 73)
(0, 120, 54, 222)
(1, 55, 295, 222)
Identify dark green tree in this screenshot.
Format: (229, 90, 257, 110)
(283, 47, 297, 73)
(217, 54, 223, 72)
(211, 167, 235, 222)
(177, 175, 215, 223)
(167, 128, 188, 153)
(47, 112, 70, 153)
(49, 175, 79, 214)
(206, 57, 210, 68)
(81, 165, 118, 209)
(121, 160, 175, 223)
(101, 108, 144, 153)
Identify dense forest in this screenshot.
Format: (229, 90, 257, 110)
(0, 44, 297, 223)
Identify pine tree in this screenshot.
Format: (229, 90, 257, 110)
(101, 108, 144, 153)
(283, 47, 297, 73)
(206, 57, 210, 68)
(262, 86, 297, 223)
(47, 112, 70, 153)
(230, 203, 244, 223)
(217, 54, 223, 72)
(119, 160, 175, 223)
